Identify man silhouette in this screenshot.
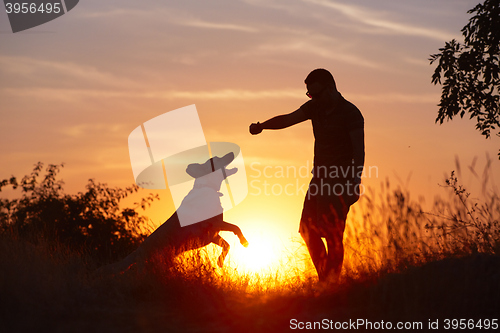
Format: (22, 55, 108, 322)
(249, 68, 364, 282)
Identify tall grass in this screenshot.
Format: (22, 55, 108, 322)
(1, 162, 499, 332)
(344, 160, 500, 277)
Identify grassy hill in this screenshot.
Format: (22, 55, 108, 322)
(1, 164, 499, 332)
(1, 233, 499, 332)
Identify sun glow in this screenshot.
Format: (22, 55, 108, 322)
(225, 230, 282, 274)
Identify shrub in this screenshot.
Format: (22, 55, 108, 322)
(0, 162, 158, 264)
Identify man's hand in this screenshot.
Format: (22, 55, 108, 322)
(249, 122, 263, 135)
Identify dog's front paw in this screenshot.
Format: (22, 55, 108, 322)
(241, 238, 249, 248)
(217, 255, 225, 267)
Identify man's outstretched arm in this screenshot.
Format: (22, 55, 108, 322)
(250, 109, 308, 135)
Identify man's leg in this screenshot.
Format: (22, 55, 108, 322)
(320, 195, 349, 282)
(324, 218, 346, 282)
(300, 223, 328, 280)
(300, 187, 329, 281)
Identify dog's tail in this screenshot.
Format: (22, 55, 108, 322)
(94, 251, 139, 278)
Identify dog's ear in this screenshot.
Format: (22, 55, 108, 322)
(224, 167, 238, 177)
(186, 163, 200, 178)
(186, 162, 213, 178)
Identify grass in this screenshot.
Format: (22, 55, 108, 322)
(1, 169, 500, 332)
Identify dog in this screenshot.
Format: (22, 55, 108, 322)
(97, 152, 248, 276)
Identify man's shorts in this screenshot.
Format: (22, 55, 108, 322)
(299, 177, 351, 237)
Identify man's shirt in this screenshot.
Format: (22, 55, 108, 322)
(300, 93, 364, 178)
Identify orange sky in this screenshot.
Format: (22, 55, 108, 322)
(1, 0, 499, 256)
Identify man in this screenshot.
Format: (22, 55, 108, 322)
(249, 68, 364, 282)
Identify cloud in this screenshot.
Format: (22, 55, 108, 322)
(2, 86, 438, 104)
(178, 19, 259, 33)
(0, 87, 306, 101)
(154, 89, 303, 99)
(248, 39, 384, 69)
(348, 92, 438, 104)
(0, 56, 136, 89)
(60, 123, 127, 138)
(78, 3, 259, 33)
(301, 0, 456, 41)
(78, 8, 150, 19)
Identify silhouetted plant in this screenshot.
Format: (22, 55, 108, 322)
(345, 165, 500, 275)
(0, 162, 159, 263)
(430, 0, 500, 157)
(425, 171, 500, 255)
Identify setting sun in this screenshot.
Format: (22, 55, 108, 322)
(227, 231, 281, 273)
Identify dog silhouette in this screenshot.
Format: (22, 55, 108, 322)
(97, 152, 248, 275)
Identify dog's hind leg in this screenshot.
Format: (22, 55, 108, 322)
(219, 221, 249, 247)
(212, 234, 230, 267)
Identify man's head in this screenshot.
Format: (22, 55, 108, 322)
(304, 68, 337, 100)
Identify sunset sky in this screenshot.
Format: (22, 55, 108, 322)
(1, 0, 499, 263)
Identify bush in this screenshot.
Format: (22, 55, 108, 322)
(0, 163, 158, 264)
